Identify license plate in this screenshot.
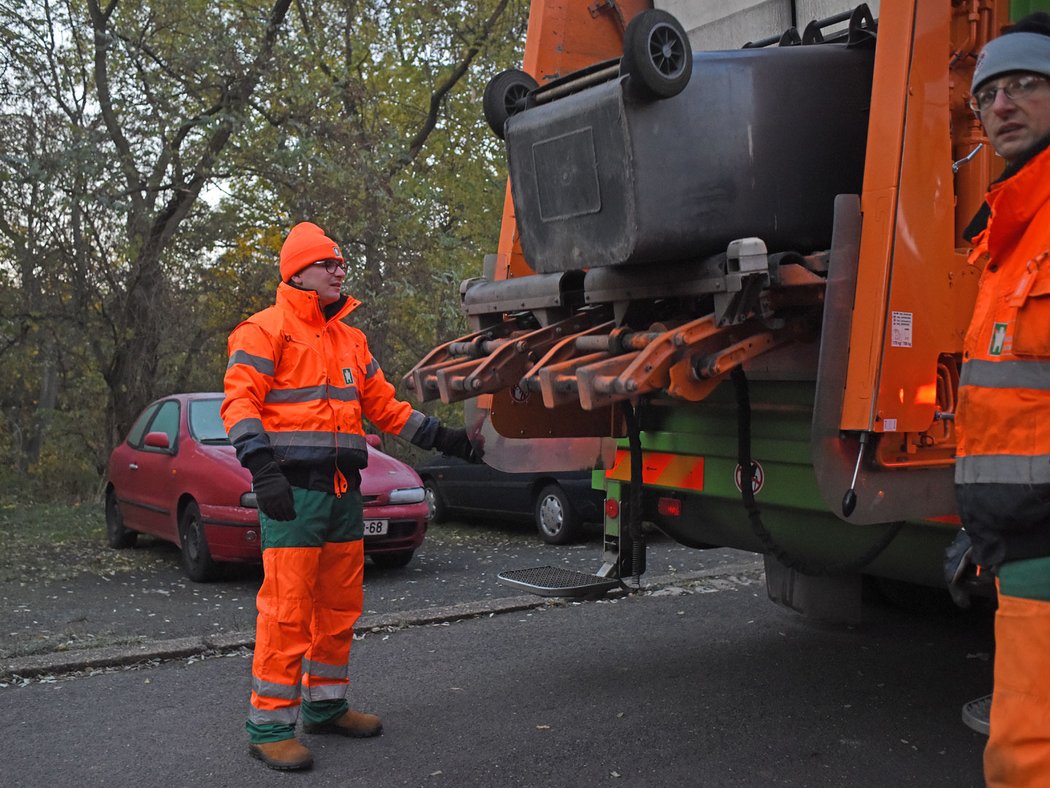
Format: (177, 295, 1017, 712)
(363, 519, 389, 536)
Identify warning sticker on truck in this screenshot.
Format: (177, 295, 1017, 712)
(891, 311, 913, 348)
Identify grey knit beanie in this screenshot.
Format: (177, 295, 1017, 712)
(972, 31, 1050, 92)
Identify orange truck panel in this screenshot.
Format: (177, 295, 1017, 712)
(606, 450, 705, 492)
(840, 0, 1005, 433)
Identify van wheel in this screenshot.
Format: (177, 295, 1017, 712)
(535, 484, 580, 545)
(424, 480, 448, 524)
(620, 9, 692, 100)
(180, 501, 220, 582)
(483, 68, 539, 139)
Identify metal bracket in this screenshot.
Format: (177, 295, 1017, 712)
(587, 0, 626, 31)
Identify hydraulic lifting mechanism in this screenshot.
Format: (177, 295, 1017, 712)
(405, 0, 1010, 614)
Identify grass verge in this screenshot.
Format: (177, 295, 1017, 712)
(0, 499, 164, 583)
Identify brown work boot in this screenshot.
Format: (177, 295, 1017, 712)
(248, 738, 314, 771)
(303, 708, 383, 738)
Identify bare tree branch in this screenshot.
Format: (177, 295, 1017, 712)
(392, 0, 511, 174)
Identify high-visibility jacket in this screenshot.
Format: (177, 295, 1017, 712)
(221, 283, 428, 490)
(955, 143, 1050, 568)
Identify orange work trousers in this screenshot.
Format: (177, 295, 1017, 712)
(247, 488, 364, 742)
(985, 561, 1050, 787)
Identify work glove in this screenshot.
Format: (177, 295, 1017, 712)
(251, 461, 297, 521)
(943, 529, 975, 609)
(432, 425, 477, 463)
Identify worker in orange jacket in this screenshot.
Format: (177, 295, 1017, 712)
(954, 13, 1050, 787)
(222, 221, 474, 771)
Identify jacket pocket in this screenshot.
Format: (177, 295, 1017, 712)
(1012, 253, 1050, 357)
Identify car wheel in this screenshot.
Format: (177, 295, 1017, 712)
(105, 489, 138, 549)
(371, 550, 414, 569)
(535, 484, 580, 545)
(483, 68, 539, 139)
(619, 9, 692, 100)
(179, 501, 220, 582)
(424, 480, 448, 524)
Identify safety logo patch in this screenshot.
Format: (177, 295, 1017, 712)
(343, 368, 354, 385)
(989, 323, 1008, 356)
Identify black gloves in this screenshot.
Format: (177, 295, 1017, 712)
(433, 425, 476, 462)
(251, 461, 297, 521)
(408, 416, 478, 462)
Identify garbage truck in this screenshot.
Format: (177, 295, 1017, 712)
(405, 0, 1033, 620)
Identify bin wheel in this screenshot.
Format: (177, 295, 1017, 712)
(483, 68, 538, 139)
(620, 9, 692, 100)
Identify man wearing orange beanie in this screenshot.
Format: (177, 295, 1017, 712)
(222, 221, 474, 771)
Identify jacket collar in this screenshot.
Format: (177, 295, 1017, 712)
(964, 133, 1050, 242)
(984, 141, 1050, 257)
(276, 282, 361, 326)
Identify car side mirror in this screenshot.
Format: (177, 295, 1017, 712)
(144, 431, 171, 450)
(365, 434, 381, 449)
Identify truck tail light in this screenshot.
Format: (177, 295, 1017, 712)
(604, 499, 619, 519)
(657, 497, 681, 517)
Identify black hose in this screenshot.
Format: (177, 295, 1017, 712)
(730, 367, 902, 576)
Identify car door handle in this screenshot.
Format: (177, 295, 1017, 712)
(129, 463, 139, 470)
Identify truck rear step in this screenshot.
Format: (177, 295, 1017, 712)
(962, 694, 991, 736)
(497, 566, 620, 598)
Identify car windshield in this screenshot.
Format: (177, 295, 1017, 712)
(189, 398, 230, 445)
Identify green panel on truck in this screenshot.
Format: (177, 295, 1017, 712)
(598, 380, 958, 587)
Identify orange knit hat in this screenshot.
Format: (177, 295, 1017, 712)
(279, 222, 344, 281)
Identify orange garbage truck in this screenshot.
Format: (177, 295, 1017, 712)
(405, 0, 1031, 620)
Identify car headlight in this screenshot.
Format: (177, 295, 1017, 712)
(388, 487, 425, 504)
(241, 492, 258, 509)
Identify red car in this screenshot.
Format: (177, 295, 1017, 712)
(105, 392, 428, 581)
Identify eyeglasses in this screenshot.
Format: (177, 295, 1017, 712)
(969, 74, 1049, 113)
(310, 259, 347, 275)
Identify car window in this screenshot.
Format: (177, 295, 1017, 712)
(143, 400, 180, 451)
(189, 398, 230, 445)
(126, 403, 161, 448)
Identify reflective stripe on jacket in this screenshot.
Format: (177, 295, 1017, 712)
(956, 145, 1050, 485)
(221, 283, 426, 475)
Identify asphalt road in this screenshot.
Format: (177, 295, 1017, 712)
(1, 564, 993, 788)
(0, 515, 995, 787)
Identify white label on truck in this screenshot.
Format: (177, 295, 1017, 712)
(891, 311, 913, 348)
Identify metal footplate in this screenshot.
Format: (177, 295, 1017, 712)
(497, 566, 621, 598)
(961, 694, 991, 736)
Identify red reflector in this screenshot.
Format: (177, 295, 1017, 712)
(657, 497, 681, 517)
(604, 499, 620, 519)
